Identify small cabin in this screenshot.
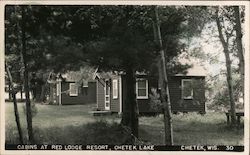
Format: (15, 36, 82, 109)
(95, 65, 206, 114)
(48, 64, 206, 114)
(48, 68, 97, 105)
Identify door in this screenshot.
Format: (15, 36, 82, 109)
(104, 80, 110, 110)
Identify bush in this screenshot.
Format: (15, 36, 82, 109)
(149, 88, 162, 112)
(6, 120, 132, 144)
(79, 120, 131, 144)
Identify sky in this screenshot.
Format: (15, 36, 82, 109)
(185, 21, 241, 78)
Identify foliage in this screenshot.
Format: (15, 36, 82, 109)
(149, 88, 162, 112)
(5, 5, 209, 72)
(5, 5, 218, 142)
(211, 73, 243, 111)
(79, 120, 131, 144)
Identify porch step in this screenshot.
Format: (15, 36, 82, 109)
(89, 110, 112, 116)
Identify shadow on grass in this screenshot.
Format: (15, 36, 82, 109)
(6, 112, 244, 146)
(6, 120, 131, 145)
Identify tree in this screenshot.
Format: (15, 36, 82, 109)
(154, 6, 173, 145)
(20, 7, 35, 143)
(5, 5, 209, 144)
(215, 7, 236, 125)
(5, 62, 24, 144)
(233, 6, 244, 103)
(82, 6, 158, 140)
(5, 6, 35, 143)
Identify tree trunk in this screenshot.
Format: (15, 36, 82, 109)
(20, 85, 23, 100)
(127, 67, 139, 139)
(21, 7, 34, 143)
(215, 8, 236, 126)
(40, 85, 45, 102)
(154, 6, 173, 145)
(8, 82, 11, 100)
(120, 65, 139, 141)
(233, 6, 244, 103)
(5, 63, 24, 144)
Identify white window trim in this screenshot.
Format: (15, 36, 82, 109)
(181, 79, 193, 99)
(112, 79, 118, 99)
(119, 76, 122, 114)
(69, 83, 78, 96)
(136, 78, 148, 99)
(56, 83, 60, 96)
(104, 79, 110, 110)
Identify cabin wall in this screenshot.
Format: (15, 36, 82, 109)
(96, 76, 121, 112)
(96, 79, 105, 110)
(110, 77, 120, 112)
(168, 76, 205, 113)
(61, 81, 96, 105)
(96, 74, 206, 114)
(49, 83, 58, 104)
(122, 75, 158, 113)
(137, 76, 158, 113)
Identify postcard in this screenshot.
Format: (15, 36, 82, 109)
(0, 1, 249, 155)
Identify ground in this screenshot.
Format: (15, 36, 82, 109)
(5, 102, 244, 145)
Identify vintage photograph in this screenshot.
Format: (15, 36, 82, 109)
(1, 1, 249, 154)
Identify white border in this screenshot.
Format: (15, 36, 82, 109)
(0, 1, 249, 155)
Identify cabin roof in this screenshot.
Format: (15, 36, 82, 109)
(175, 58, 207, 77)
(57, 58, 206, 83)
(94, 71, 119, 79)
(175, 65, 207, 77)
(61, 67, 97, 82)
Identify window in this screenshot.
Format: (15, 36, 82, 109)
(182, 79, 193, 99)
(136, 79, 148, 99)
(112, 79, 118, 99)
(69, 83, 78, 96)
(83, 80, 88, 87)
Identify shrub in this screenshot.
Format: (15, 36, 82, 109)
(149, 88, 162, 112)
(79, 120, 131, 144)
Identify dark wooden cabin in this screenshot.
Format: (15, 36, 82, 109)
(95, 65, 206, 114)
(48, 68, 97, 105)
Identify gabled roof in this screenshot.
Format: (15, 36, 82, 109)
(61, 67, 97, 82)
(94, 71, 120, 79)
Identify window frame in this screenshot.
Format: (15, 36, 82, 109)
(69, 83, 78, 96)
(181, 79, 193, 100)
(136, 78, 148, 99)
(112, 79, 118, 99)
(56, 83, 60, 96)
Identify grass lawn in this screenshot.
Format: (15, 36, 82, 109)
(5, 102, 244, 145)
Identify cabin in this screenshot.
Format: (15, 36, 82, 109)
(48, 68, 97, 105)
(49, 64, 206, 114)
(95, 65, 206, 114)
